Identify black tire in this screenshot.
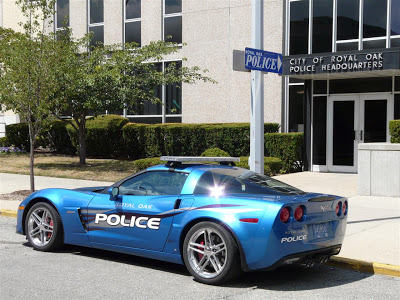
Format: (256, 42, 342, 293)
(183, 221, 241, 285)
(25, 202, 64, 251)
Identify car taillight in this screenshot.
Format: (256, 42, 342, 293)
(343, 201, 348, 215)
(280, 207, 290, 223)
(336, 202, 342, 216)
(294, 206, 304, 221)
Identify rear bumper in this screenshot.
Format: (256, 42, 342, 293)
(256, 244, 342, 272)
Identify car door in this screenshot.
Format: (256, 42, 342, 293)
(87, 170, 188, 251)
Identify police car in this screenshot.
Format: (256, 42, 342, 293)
(16, 156, 347, 285)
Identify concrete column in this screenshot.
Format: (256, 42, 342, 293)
(141, 0, 162, 45)
(104, 0, 123, 45)
(70, 0, 87, 39)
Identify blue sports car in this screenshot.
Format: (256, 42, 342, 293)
(16, 156, 347, 285)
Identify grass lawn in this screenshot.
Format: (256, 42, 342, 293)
(0, 153, 137, 182)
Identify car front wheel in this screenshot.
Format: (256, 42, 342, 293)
(183, 222, 241, 285)
(25, 202, 63, 251)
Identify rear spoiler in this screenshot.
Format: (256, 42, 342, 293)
(308, 196, 336, 202)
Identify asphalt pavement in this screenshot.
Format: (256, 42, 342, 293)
(0, 217, 399, 300)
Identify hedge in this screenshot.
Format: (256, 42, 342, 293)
(5, 123, 30, 151)
(236, 156, 282, 175)
(123, 122, 279, 159)
(133, 157, 163, 172)
(66, 115, 129, 158)
(389, 120, 400, 143)
(0, 137, 9, 147)
(200, 148, 230, 157)
(265, 133, 304, 173)
(38, 121, 75, 154)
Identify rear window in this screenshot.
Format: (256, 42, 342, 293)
(194, 168, 304, 196)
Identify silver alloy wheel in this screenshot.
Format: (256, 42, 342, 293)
(187, 227, 227, 279)
(27, 207, 54, 247)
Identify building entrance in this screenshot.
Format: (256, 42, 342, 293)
(327, 94, 393, 172)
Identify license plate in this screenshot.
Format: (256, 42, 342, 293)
(313, 223, 329, 239)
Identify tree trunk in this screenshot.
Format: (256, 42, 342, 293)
(29, 135, 36, 193)
(78, 119, 87, 165)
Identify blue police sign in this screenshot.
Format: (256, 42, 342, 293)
(245, 47, 283, 74)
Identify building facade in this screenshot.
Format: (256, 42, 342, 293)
(1, 0, 399, 175)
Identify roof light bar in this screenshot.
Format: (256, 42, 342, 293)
(160, 156, 240, 163)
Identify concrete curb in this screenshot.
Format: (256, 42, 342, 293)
(0, 209, 17, 218)
(327, 257, 400, 278)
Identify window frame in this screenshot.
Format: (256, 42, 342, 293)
(124, 0, 141, 46)
(88, 0, 104, 50)
(163, 0, 183, 44)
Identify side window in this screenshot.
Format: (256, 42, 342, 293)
(119, 171, 188, 196)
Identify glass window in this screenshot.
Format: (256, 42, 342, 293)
(330, 77, 392, 94)
(391, 38, 400, 48)
(56, 0, 69, 28)
(313, 80, 327, 94)
(392, 0, 400, 35)
(312, 0, 333, 53)
(165, 0, 182, 15)
(125, 21, 141, 45)
(166, 116, 182, 123)
(194, 169, 304, 196)
(337, 0, 359, 41)
(394, 95, 400, 119)
(289, 85, 304, 132)
(395, 77, 400, 91)
(313, 96, 327, 165)
(363, 39, 386, 50)
(336, 42, 359, 52)
(128, 117, 163, 124)
(164, 16, 182, 43)
(89, 26, 104, 49)
(166, 61, 182, 115)
(90, 0, 104, 24)
(119, 171, 188, 196)
(290, 0, 309, 55)
(363, 0, 387, 38)
(126, 0, 141, 20)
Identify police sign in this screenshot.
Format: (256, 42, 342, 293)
(245, 47, 283, 74)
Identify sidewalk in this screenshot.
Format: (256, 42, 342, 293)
(1, 172, 399, 270)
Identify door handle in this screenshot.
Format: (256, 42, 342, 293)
(174, 199, 182, 210)
(360, 130, 363, 141)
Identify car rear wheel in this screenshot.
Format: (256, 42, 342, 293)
(183, 222, 241, 285)
(25, 202, 63, 251)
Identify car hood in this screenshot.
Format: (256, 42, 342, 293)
(73, 186, 109, 193)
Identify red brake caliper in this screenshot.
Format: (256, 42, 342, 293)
(198, 240, 205, 260)
(47, 218, 53, 239)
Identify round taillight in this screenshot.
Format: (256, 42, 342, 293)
(280, 207, 290, 223)
(336, 202, 341, 216)
(294, 206, 304, 221)
(343, 201, 348, 215)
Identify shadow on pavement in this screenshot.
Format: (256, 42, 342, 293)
(25, 243, 372, 290)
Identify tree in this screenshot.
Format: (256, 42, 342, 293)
(53, 29, 216, 165)
(0, 0, 59, 192)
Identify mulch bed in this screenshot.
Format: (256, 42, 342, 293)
(0, 190, 34, 201)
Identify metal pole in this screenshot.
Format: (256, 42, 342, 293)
(249, 0, 264, 174)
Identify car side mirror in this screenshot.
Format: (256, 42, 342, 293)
(107, 187, 119, 198)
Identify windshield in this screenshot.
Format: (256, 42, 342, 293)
(194, 168, 305, 196)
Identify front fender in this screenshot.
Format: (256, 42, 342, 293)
(17, 188, 97, 247)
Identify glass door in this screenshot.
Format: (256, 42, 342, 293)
(360, 94, 393, 144)
(327, 96, 360, 173)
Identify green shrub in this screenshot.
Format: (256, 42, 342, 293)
(133, 157, 163, 172)
(236, 156, 282, 175)
(0, 137, 9, 147)
(265, 133, 304, 173)
(123, 122, 279, 159)
(201, 148, 230, 157)
(38, 121, 75, 154)
(5, 123, 30, 151)
(389, 120, 400, 143)
(67, 115, 129, 158)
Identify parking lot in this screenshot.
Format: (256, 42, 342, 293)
(1, 217, 398, 300)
